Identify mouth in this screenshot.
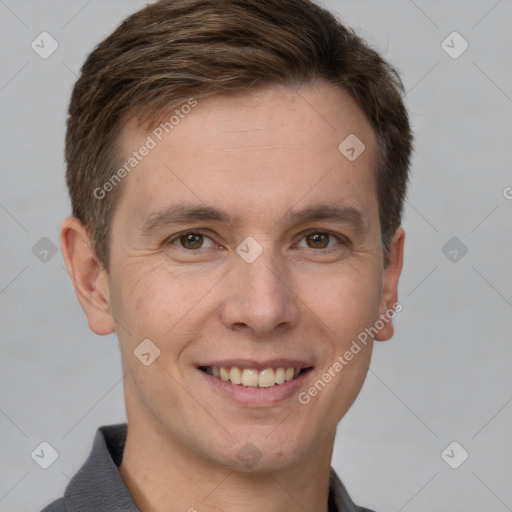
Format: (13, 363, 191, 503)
(198, 365, 312, 388)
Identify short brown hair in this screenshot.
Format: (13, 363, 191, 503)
(65, 0, 413, 272)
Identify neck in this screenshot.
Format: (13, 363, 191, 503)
(118, 418, 335, 512)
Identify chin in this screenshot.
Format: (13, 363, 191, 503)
(204, 428, 317, 474)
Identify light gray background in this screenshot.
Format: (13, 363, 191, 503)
(1, 1, 511, 511)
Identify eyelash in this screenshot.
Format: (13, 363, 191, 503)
(167, 229, 348, 251)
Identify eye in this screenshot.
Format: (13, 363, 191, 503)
(167, 230, 345, 252)
(170, 231, 217, 250)
(296, 231, 344, 250)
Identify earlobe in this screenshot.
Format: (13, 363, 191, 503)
(374, 227, 405, 342)
(59, 216, 116, 335)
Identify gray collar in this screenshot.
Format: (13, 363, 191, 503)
(63, 423, 373, 512)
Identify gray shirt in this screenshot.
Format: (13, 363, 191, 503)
(40, 424, 376, 512)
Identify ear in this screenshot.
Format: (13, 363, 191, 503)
(59, 216, 116, 335)
(374, 227, 405, 341)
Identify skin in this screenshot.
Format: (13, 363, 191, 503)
(60, 81, 404, 512)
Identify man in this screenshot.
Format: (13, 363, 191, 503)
(43, 0, 412, 510)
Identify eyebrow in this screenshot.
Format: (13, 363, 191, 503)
(139, 201, 369, 237)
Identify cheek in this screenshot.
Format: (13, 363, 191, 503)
(108, 262, 168, 339)
(298, 263, 383, 337)
(110, 261, 222, 345)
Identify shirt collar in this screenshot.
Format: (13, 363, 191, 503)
(64, 423, 368, 512)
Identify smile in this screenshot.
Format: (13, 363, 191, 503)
(199, 366, 309, 388)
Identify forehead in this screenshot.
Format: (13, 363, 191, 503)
(113, 82, 379, 230)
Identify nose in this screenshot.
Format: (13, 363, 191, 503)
(219, 248, 300, 338)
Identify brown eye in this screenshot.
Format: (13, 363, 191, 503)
(299, 231, 346, 249)
(168, 231, 219, 251)
(306, 233, 330, 249)
(305, 232, 330, 249)
(178, 233, 204, 249)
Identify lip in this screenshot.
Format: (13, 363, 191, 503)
(197, 358, 312, 371)
(197, 365, 313, 407)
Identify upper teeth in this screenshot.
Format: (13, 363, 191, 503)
(205, 366, 301, 387)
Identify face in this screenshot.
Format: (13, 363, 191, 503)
(95, 82, 403, 471)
